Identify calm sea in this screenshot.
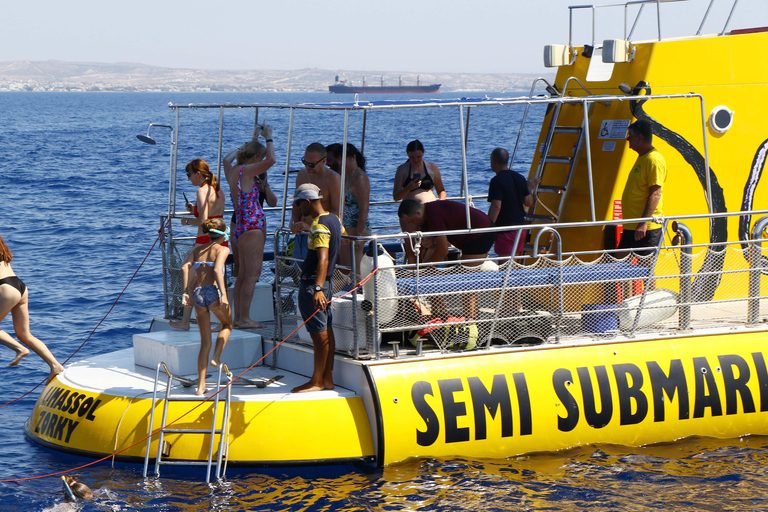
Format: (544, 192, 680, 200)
(1, 92, 768, 511)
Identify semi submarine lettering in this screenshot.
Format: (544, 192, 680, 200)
(34, 386, 102, 443)
(411, 352, 768, 445)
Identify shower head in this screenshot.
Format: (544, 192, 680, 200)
(136, 134, 156, 144)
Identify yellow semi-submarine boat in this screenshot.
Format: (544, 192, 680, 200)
(25, 0, 768, 476)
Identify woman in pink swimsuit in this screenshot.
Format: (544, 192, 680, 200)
(223, 125, 276, 329)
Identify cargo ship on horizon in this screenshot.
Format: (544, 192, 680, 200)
(328, 75, 440, 94)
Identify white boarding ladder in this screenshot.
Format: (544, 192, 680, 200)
(143, 362, 233, 483)
(527, 96, 594, 226)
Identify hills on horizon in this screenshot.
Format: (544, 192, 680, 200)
(0, 60, 550, 93)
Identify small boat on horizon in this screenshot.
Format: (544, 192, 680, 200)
(329, 74, 440, 94)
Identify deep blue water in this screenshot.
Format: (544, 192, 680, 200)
(2, 92, 768, 511)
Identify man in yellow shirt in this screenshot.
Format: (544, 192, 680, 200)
(619, 119, 667, 255)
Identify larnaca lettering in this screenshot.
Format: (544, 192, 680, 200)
(34, 386, 102, 444)
(410, 352, 768, 446)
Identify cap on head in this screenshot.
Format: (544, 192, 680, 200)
(293, 183, 323, 202)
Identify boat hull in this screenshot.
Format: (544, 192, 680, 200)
(24, 360, 376, 466)
(370, 330, 768, 465)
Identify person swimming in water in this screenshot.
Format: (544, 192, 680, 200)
(0, 235, 64, 383)
(178, 218, 233, 396)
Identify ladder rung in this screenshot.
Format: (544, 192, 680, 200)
(536, 185, 566, 194)
(544, 156, 572, 164)
(163, 428, 224, 435)
(526, 214, 557, 223)
(554, 126, 582, 134)
(157, 460, 216, 467)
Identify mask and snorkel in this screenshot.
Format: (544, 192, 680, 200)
(208, 227, 230, 242)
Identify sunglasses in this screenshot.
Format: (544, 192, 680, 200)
(301, 157, 325, 169)
(186, 170, 198, 177)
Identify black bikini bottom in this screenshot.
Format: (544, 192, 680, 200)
(0, 276, 26, 296)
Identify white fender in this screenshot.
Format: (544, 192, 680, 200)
(618, 288, 678, 330)
(360, 244, 398, 325)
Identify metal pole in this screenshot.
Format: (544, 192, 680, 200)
(582, 100, 596, 221)
(172, 110, 179, 216)
(656, 0, 662, 41)
(280, 108, 295, 229)
(721, 0, 739, 35)
(748, 216, 768, 324)
(216, 107, 224, 185)
(340, 109, 349, 227)
(698, 96, 713, 213)
(461, 107, 471, 196)
(697, 0, 716, 35)
(361, 110, 367, 153)
(676, 222, 692, 330)
(458, 105, 471, 227)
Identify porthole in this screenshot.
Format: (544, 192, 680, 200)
(709, 105, 734, 133)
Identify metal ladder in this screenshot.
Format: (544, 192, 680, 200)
(143, 362, 233, 483)
(526, 98, 594, 226)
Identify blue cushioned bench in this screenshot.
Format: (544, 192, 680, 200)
(396, 262, 650, 295)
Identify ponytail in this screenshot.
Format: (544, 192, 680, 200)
(0, 236, 12, 263)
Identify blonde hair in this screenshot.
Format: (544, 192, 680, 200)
(202, 218, 227, 239)
(0, 235, 12, 263)
(186, 159, 220, 191)
(236, 141, 266, 164)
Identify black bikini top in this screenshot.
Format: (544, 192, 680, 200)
(403, 162, 434, 190)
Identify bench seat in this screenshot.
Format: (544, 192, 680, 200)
(395, 262, 650, 295)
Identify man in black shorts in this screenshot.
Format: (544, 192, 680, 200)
(292, 183, 341, 393)
(398, 199, 496, 318)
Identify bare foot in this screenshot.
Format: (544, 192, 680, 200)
(196, 385, 207, 396)
(323, 378, 335, 390)
(169, 320, 190, 331)
(9, 347, 29, 367)
(291, 381, 325, 393)
(46, 364, 65, 384)
(238, 320, 267, 329)
(210, 358, 221, 368)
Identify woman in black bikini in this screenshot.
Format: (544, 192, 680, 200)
(393, 140, 447, 263)
(0, 235, 64, 383)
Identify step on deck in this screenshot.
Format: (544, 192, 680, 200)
(133, 329, 263, 376)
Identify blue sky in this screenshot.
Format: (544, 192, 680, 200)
(1, 0, 765, 74)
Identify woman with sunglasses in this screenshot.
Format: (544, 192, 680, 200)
(0, 235, 64, 383)
(171, 158, 226, 330)
(223, 125, 276, 329)
(177, 218, 232, 396)
(393, 140, 447, 263)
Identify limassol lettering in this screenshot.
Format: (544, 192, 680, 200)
(34, 411, 80, 443)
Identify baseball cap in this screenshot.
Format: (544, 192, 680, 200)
(293, 183, 323, 202)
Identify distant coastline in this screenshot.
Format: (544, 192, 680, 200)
(0, 60, 550, 93)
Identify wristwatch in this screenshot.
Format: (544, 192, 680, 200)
(314, 284, 323, 293)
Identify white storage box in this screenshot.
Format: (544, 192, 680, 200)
(133, 329, 262, 376)
(297, 294, 371, 351)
